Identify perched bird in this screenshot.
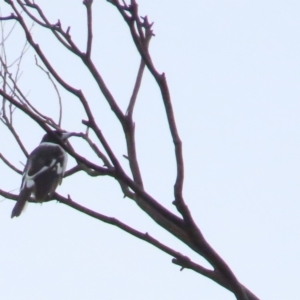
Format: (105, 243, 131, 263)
(11, 130, 75, 218)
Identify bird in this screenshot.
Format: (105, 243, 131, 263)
(11, 130, 76, 218)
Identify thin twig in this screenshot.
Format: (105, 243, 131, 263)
(2, 118, 29, 157)
(79, 131, 112, 168)
(34, 56, 63, 126)
(83, 0, 93, 58)
(19, 0, 74, 51)
(0, 153, 22, 174)
(126, 58, 145, 118)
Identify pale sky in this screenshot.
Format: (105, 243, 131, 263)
(1, 1, 300, 299)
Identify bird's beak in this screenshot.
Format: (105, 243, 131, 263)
(61, 132, 80, 140)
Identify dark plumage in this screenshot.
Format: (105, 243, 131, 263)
(11, 130, 75, 218)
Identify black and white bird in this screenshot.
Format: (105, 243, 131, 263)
(11, 130, 75, 218)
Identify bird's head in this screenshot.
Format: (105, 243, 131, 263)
(40, 130, 79, 144)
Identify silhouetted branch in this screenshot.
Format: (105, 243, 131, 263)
(79, 131, 112, 168)
(123, 57, 146, 187)
(0, 14, 17, 21)
(126, 59, 145, 118)
(53, 192, 218, 283)
(21, 0, 74, 51)
(83, 0, 93, 58)
(64, 165, 82, 178)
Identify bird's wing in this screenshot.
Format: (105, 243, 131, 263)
(12, 144, 67, 218)
(21, 144, 65, 188)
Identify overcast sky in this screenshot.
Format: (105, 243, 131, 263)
(1, 1, 300, 299)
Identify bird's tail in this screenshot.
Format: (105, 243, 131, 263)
(11, 188, 31, 218)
